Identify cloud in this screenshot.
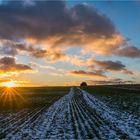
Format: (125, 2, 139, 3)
(115, 46, 140, 58)
(45, 55, 133, 76)
(86, 78, 134, 85)
(0, 56, 33, 73)
(93, 60, 125, 71)
(0, 0, 138, 58)
(0, 1, 138, 85)
(0, 39, 48, 57)
(0, 1, 72, 40)
(70, 70, 106, 79)
(30, 62, 56, 70)
(0, 0, 139, 81)
(87, 59, 133, 74)
(0, 78, 11, 83)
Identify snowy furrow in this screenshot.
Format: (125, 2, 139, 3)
(4, 97, 60, 139)
(1, 96, 60, 139)
(77, 95, 120, 140)
(70, 100, 82, 139)
(75, 96, 106, 139)
(80, 88, 140, 139)
(77, 90, 118, 138)
(71, 95, 96, 139)
(0, 110, 30, 132)
(14, 88, 74, 139)
(3, 107, 41, 139)
(8, 106, 48, 139)
(1, 87, 139, 140)
(74, 89, 120, 139)
(72, 94, 98, 139)
(75, 93, 100, 139)
(45, 88, 74, 139)
(65, 102, 75, 139)
(0, 109, 28, 127)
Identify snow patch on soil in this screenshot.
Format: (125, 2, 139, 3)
(81, 88, 140, 139)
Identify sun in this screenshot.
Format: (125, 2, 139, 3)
(4, 81, 16, 88)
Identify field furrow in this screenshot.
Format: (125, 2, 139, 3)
(0, 87, 139, 140)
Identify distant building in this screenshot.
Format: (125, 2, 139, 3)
(80, 82, 88, 87)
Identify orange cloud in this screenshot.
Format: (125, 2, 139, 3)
(0, 57, 33, 74)
(0, 1, 139, 61)
(70, 70, 106, 79)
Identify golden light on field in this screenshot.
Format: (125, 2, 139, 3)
(0, 81, 25, 108)
(0, 85, 25, 108)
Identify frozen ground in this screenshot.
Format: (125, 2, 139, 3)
(0, 87, 140, 139)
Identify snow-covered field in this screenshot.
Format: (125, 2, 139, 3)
(0, 87, 140, 139)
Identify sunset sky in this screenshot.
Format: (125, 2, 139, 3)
(0, 0, 140, 86)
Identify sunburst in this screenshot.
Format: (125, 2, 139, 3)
(0, 82, 25, 109)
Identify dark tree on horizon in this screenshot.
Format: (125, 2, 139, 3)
(80, 82, 88, 87)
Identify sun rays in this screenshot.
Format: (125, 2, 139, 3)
(0, 85, 25, 109)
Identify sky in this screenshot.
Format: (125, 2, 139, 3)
(0, 0, 140, 87)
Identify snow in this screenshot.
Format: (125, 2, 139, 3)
(1, 87, 140, 140)
(80, 88, 140, 139)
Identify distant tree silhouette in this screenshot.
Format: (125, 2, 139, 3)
(80, 82, 88, 87)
